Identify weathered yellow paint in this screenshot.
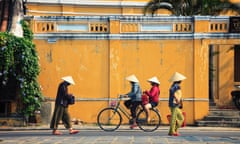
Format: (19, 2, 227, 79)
(109, 40, 121, 98)
(69, 102, 108, 123)
(192, 39, 209, 120)
(193, 102, 209, 122)
(35, 39, 109, 99)
(36, 37, 198, 124)
(217, 45, 234, 106)
(110, 20, 120, 34)
(25, 0, 240, 125)
(194, 20, 210, 33)
(122, 7, 145, 15)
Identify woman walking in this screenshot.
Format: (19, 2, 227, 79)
(168, 72, 186, 136)
(50, 76, 79, 135)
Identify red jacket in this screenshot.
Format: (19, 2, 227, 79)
(145, 85, 160, 103)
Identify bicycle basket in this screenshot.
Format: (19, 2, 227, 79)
(110, 100, 117, 107)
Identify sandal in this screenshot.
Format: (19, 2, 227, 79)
(130, 124, 137, 129)
(52, 131, 62, 135)
(168, 133, 180, 136)
(69, 130, 79, 134)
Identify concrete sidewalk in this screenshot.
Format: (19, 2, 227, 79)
(0, 123, 239, 131)
(0, 124, 240, 144)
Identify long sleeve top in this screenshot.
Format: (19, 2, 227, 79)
(55, 81, 70, 107)
(127, 82, 142, 102)
(145, 85, 160, 103)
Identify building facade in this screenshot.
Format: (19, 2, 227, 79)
(19, 0, 240, 125)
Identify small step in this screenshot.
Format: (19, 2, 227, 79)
(195, 107, 240, 127)
(203, 115, 240, 121)
(208, 109, 240, 117)
(196, 120, 240, 127)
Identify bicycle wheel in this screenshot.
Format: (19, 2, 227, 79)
(136, 108, 161, 132)
(97, 107, 122, 132)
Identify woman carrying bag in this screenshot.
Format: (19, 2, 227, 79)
(50, 76, 79, 135)
(168, 72, 186, 136)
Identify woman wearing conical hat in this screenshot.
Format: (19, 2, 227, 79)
(50, 76, 79, 135)
(143, 76, 160, 122)
(124, 74, 142, 129)
(168, 72, 186, 136)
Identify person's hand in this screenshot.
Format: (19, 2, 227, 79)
(68, 94, 73, 97)
(120, 94, 128, 98)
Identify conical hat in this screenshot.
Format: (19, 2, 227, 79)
(126, 74, 139, 83)
(169, 72, 186, 82)
(61, 76, 75, 85)
(148, 76, 160, 84)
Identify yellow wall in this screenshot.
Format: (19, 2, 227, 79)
(36, 39, 109, 99)
(26, 0, 170, 16)
(26, 1, 240, 125)
(34, 37, 196, 124)
(218, 45, 234, 106)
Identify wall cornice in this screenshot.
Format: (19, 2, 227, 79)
(27, 0, 147, 6)
(28, 16, 240, 40)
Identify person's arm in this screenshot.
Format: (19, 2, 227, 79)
(174, 89, 182, 104)
(150, 87, 159, 97)
(127, 84, 139, 98)
(63, 85, 70, 99)
(144, 86, 156, 96)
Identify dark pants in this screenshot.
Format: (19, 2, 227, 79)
(124, 100, 142, 118)
(50, 105, 72, 130)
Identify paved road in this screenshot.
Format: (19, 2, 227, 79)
(0, 125, 240, 144)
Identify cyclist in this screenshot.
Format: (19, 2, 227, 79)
(124, 74, 142, 129)
(143, 76, 160, 122)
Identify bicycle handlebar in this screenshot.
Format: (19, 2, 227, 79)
(118, 94, 130, 100)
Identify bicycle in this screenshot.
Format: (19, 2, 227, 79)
(97, 94, 161, 132)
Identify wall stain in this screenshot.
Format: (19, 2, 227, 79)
(46, 48, 52, 63)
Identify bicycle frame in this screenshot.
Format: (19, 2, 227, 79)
(97, 95, 161, 132)
(110, 97, 132, 120)
(111, 96, 145, 122)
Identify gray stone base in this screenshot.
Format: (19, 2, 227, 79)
(40, 102, 54, 124)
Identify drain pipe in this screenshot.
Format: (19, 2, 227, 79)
(7, 0, 17, 32)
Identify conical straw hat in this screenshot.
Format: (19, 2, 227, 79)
(126, 74, 139, 83)
(148, 76, 160, 84)
(61, 76, 75, 85)
(169, 72, 186, 82)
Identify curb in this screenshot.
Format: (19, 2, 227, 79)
(0, 125, 239, 131)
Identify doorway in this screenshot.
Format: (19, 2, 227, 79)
(209, 45, 216, 106)
(209, 44, 236, 108)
